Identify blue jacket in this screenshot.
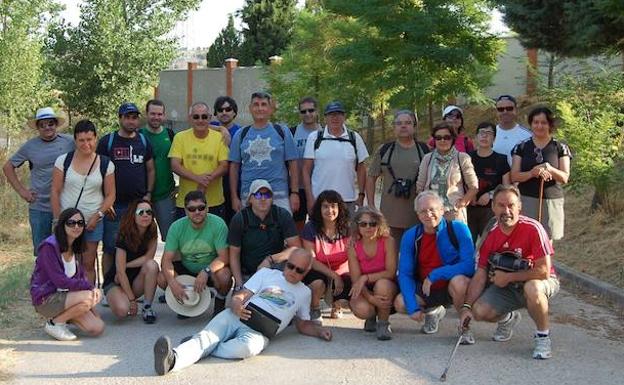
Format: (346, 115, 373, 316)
(398, 220, 475, 315)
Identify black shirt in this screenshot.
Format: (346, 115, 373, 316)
(469, 150, 510, 200)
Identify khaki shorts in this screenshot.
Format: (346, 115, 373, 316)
(34, 291, 68, 319)
(480, 277, 560, 316)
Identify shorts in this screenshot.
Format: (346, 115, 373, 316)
(480, 276, 560, 315)
(292, 189, 308, 222)
(173, 261, 217, 286)
(103, 202, 129, 255)
(102, 267, 142, 295)
(83, 220, 104, 243)
(521, 196, 565, 240)
(303, 270, 352, 301)
(35, 291, 67, 319)
(417, 283, 453, 309)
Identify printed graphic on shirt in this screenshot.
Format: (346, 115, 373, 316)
(112, 145, 145, 164)
(245, 136, 275, 166)
(257, 286, 296, 309)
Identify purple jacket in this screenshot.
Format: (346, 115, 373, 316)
(30, 235, 92, 306)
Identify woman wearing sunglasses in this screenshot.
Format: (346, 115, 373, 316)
(103, 199, 159, 323)
(301, 190, 351, 322)
(511, 107, 571, 240)
(30, 208, 105, 341)
(347, 207, 397, 340)
(427, 106, 475, 153)
(416, 122, 478, 222)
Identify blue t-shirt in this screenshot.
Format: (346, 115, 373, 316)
(229, 123, 297, 200)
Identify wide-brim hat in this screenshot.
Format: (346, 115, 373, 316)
(165, 275, 213, 317)
(27, 107, 67, 130)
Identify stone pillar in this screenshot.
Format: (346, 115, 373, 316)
(187, 62, 198, 113)
(153, 85, 159, 99)
(526, 48, 538, 96)
(225, 58, 238, 97)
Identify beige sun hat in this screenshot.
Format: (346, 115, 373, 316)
(165, 275, 214, 318)
(27, 107, 67, 130)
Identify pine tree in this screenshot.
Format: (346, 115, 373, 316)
(206, 15, 242, 67)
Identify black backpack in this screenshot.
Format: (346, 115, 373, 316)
(62, 151, 111, 195)
(238, 123, 288, 151)
(379, 140, 429, 183)
(313, 129, 359, 169)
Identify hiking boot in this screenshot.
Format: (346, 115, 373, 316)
(376, 320, 392, 341)
(44, 321, 77, 341)
(422, 306, 446, 334)
(142, 307, 157, 324)
(533, 335, 552, 359)
(459, 329, 476, 345)
(310, 308, 322, 324)
(154, 336, 175, 376)
(493, 311, 521, 342)
(364, 316, 377, 332)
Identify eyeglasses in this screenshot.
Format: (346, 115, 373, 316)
(417, 208, 440, 216)
(38, 120, 57, 128)
(299, 108, 316, 114)
(477, 129, 495, 136)
(285, 262, 306, 274)
(65, 219, 85, 228)
(192, 114, 210, 120)
(217, 107, 233, 113)
(394, 120, 414, 126)
(434, 135, 453, 141)
(186, 205, 207, 213)
(358, 221, 378, 228)
(534, 147, 544, 163)
(251, 191, 272, 200)
(496, 106, 514, 112)
(135, 208, 153, 216)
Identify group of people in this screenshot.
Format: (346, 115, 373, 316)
(3, 91, 570, 375)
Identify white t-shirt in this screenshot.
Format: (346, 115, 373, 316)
(63, 255, 76, 278)
(244, 268, 311, 335)
(303, 126, 369, 201)
(54, 154, 115, 219)
(493, 124, 532, 166)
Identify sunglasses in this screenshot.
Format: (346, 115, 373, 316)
(65, 219, 85, 228)
(496, 106, 515, 112)
(186, 205, 207, 213)
(286, 262, 306, 274)
(192, 114, 210, 120)
(444, 113, 461, 120)
(136, 208, 153, 216)
(251, 191, 272, 200)
(434, 135, 453, 141)
(217, 106, 233, 113)
(358, 221, 378, 228)
(534, 147, 544, 163)
(299, 108, 316, 114)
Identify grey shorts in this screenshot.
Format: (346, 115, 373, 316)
(521, 196, 565, 240)
(34, 291, 68, 319)
(480, 277, 560, 315)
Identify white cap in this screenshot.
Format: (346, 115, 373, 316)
(442, 105, 463, 118)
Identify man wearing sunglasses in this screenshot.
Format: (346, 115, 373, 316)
(3, 107, 74, 256)
(493, 94, 531, 166)
(153, 248, 332, 376)
(158, 190, 232, 317)
(169, 102, 229, 221)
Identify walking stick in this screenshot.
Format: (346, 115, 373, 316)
(537, 177, 545, 223)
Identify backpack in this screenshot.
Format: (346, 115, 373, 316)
(313, 129, 359, 169)
(238, 123, 287, 152)
(415, 219, 460, 253)
(106, 131, 147, 153)
(379, 140, 429, 183)
(62, 151, 111, 195)
(241, 205, 285, 244)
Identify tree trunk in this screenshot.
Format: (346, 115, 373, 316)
(548, 54, 556, 89)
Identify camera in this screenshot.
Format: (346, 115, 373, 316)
(488, 251, 533, 272)
(388, 178, 413, 199)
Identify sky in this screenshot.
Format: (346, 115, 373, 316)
(60, 1, 507, 49)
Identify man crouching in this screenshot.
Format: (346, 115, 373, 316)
(153, 248, 332, 375)
(459, 184, 560, 359)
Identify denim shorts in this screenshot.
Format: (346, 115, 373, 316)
(84, 220, 104, 242)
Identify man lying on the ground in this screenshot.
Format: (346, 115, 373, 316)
(153, 248, 332, 375)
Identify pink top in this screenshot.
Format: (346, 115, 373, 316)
(302, 222, 350, 275)
(355, 237, 387, 275)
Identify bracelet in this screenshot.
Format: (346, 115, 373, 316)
(461, 303, 472, 310)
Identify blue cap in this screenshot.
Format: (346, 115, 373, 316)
(324, 101, 346, 115)
(118, 102, 140, 116)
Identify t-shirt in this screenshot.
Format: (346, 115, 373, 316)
(228, 206, 298, 275)
(102, 233, 152, 285)
(468, 150, 510, 200)
(164, 215, 228, 274)
(301, 222, 349, 276)
(368, 141, 425, 228)
(354, 238, 387, 275)
(303, 127, 369, 202)
(293, 123, 319, 189)
(245, 268, 311, 334)
(511, 138, 571, 199)
(140, 127, 175, 201)
(96, 132, 153, 204)
(168, 128, 229, 207)
(493, 124, 532, 166)
(418, 233, 447, 290)
(478, 215, 555, 275)
(229, 123, 298, 202)
(54, 154, 115, 219)
(9, 134, 74, 212)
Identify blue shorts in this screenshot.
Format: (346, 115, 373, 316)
(83, 219, 104, 242)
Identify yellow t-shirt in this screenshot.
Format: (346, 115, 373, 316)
(168, 128, 229, 207)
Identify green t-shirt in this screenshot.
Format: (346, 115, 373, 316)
(140, 127, 175, 201)
(165, 214, 228, 273)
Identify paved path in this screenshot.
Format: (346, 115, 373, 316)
(4, 286, 624, 385)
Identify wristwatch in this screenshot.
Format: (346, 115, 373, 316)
(203, 266, 211, 275)
(97, 210, 104, 220)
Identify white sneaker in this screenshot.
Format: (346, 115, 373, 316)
(44, 321, 77, 341)
(422, 306, 446, 334)
(493, 311, 521, 342)
(533, 335, 552, 359)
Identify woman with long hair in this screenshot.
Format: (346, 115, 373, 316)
(103, 199, 159, 323)
(348, 207, 397, 340)
(30, 208, 104, 341)
(301, 190, 351, 322)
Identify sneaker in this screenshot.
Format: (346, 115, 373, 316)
(376, 320, 392, 341)
(44, 321, 77, 341)
(493, 311, 521, 342)
(154, 336, 175, 376)
(142, 307, 157, 324)
(310, 308, 322, 324)
(158, 294, 166, 304)
(364, 316, 377, 332)
(459, 329, 476, 345)
(533, 335, 552, 359)
(422, 306, 446, 334)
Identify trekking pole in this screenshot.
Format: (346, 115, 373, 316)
(440, 318, 470, 382)
(537, 177, 545, 223)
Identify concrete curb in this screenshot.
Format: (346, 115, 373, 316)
(555, 261, 624, 311)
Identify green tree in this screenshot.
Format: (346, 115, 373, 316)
(206, 14, 242, 68)
(565, 0, 624, 55)
(45, 0, 200, 129)
(238, 0, 297, 65)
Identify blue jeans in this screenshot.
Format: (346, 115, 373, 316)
(102, 202, 129, 255)
(152, 196, 176, 241)
(29, 209, 54, 256)
(172, 309, 269, 371)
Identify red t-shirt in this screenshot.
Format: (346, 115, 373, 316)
(418, 233, 447, 290)
(478, 215, 555, 275)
